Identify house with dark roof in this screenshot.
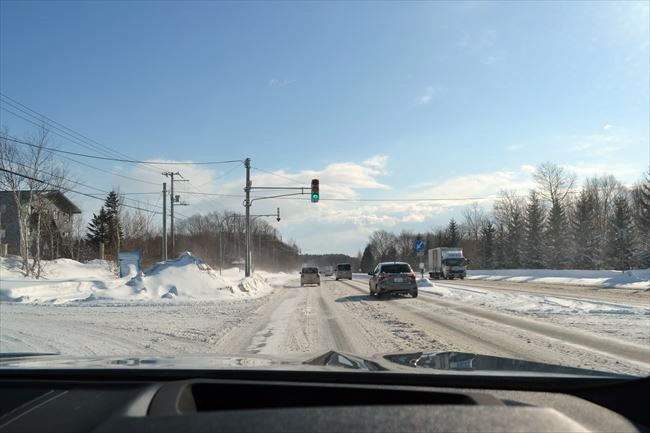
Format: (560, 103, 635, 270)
(0, 190, 81, 258)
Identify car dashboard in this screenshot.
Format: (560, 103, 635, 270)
(0, 368, 648, 433)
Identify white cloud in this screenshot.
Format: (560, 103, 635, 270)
(363, 155, 388, 170)
(269, 78, 295, 87)
(418, 85, 445, 104)
(567, 133, 630, 156)
(603, 124, 613, 131)
(419, 86, 434, 104)
(505, 144, 523, 152)
(521, 164, 536, 174)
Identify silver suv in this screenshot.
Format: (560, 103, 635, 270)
(368, 262, 418, 298)
(300, 267, 320, 286)
(334, 263, 352, 280)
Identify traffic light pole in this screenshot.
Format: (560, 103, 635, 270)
(242, 159, 315, 276)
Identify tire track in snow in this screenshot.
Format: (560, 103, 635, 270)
(340, 280, 650, 375)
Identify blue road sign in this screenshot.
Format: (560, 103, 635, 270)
(415, 239, 425, 252)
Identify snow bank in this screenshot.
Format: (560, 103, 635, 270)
(467, 269, 650, 290)
(1, 253, 278, 304)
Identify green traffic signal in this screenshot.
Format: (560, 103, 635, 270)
(311, 179, 319, 203)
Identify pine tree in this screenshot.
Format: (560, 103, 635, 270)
(494, 223, 507, 269)
(384, 245, 397, 262)
(479, 221, 495, 269)
(86, 207, 109, 247)
(524, 191, 545, 268)
(631, 171, 650, 267)
(544, 199, 569, 269)
(103, 191, 123, 256)
(360, 245, 375, 272)
(572, 190, 599, 269)
(607, 195, 635, 270)
(447, 218, 460, 247)
(506, 206, 525, 268)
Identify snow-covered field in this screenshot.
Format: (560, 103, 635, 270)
(466, 268, 650, 290)
(0, 253, 293, 304)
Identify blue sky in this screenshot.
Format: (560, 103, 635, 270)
(1, 1, 648, 255)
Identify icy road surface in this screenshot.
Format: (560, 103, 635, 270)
(1, 276, 649, 376)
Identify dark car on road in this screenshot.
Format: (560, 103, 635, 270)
(368, 262, 418, 298)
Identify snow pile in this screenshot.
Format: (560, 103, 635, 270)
(467, 269, 650, 290)
(1, 253, 277, 304)
(417, 279, 453, 296)
(417, 283, 649, 317)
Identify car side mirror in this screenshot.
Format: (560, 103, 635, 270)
(368, 272, 373, 276)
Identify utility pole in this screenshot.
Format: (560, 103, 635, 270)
(162, 182, 167, 261)
(163, 171, 189, 258)
(244, 158, 251, 277)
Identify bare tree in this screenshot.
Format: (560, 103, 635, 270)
(463, 202, 487, 242)
(533, 162, 576, 204)
(0, 127, 70, 276)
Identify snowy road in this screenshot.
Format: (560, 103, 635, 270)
(1, 276, 648, 376)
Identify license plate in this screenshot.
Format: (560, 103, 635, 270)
(393, 278, 403, 283)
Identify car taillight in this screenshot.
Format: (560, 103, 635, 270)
(378, 274, 388, 281)
(407, 273, 416, 280)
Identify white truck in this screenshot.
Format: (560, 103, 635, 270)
(428, 247, 467, 280)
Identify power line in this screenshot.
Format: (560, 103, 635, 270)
(55, 152, 161, 186)
(0, 95, 239, 179)
(175, 190, 242, 198)
(1, 157, 166, 211)
(251, 165, 307, 186)
(0, 135, 243, 165)
(0, 167, 161, 214)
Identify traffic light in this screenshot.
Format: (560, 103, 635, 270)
(311, 179, 319, 203)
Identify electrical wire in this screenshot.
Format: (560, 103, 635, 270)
(0, 167, 162, 214)
(250, 165, 307, 186)
(1, 135, 242, 165)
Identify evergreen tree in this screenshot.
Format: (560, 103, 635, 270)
(360, 245, 375, 272)
(544, 199, 569, 269)
(631, 171, 650, 267)
(572, 190, 599, 269)
(384, 245, 398, 262)
(493, 223, 507, 268)
(479, 221, 495, 269)
(103, 191, 123, 256)
(86, 207, 109, 247)
(606, 195, 635, 270)
(447, 218, 460, 247)
(506, 205, 525, 268)
(524, 191, 545, 268)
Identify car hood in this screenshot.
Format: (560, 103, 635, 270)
(0, 350, 633, 378)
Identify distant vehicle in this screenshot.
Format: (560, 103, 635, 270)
(368, 262, 418, 298)
(323, 266, 334, 277)
(300, 267, 320, 286)
(334, 263, 352, 280)
(428, 248, 467, 280)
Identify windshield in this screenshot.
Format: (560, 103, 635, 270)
(380, 264, 412, 274)
(443, 259, 465, 267)
(0, 1, 648, 378)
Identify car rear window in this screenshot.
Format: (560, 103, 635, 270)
(337, 264, 351, 271)
(302, 268, 318, 274)
(380, 264, 411, 274)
